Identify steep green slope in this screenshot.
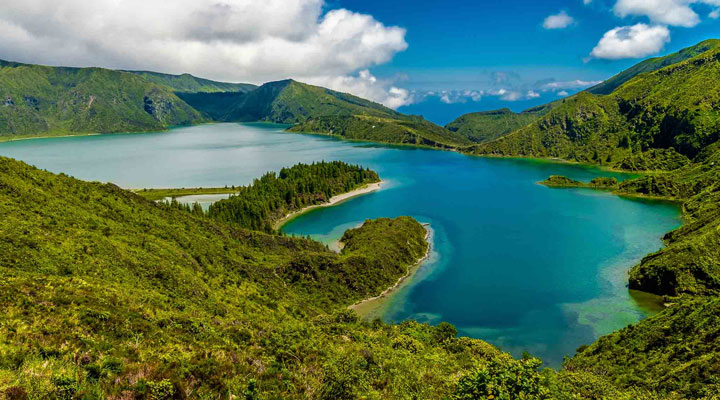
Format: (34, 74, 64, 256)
(0, 61, 203, 138)
(181, 79, 400, 124)
(621, 148, 720, 296)
(128, 71, 257, 93)
(566, 296, 720, 398)
(445, 106, 553, 143)
(471, 92, 636, 165)
(588, 39, 720, 95)
(471, 42, 720, 170)
(289, 114, 472, 148)
(0, 156, 573, 399)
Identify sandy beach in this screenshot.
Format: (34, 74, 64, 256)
(273, 180, 384, 230)
(349, 224, 432, 317)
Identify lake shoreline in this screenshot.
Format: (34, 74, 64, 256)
(349, 224, 432, 318)
(273, 180, 384, 231)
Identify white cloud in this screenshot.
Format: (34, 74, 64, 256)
(558, 90, 570, 96)
(710, 8, 720, 18)
(432, 90, 483, 104)
(613, 0, 720, 27)
(543, 11, 575, 29)
(527, 90, 540, 98)
(486, 88, 524, 101)
(308, 70, 414, 109)
(590, 24, 670, 59)
(614, 0, 697, 26)
(584, 0, 592, 4)
(0, 0, 410, 107)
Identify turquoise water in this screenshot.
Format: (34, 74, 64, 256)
(0, 123, 682, 366)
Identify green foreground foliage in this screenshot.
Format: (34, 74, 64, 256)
(2, 156, 580, 399)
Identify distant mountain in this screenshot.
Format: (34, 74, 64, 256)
(177, 79, 473, 147)
(180, 79, 400, 123)
(471, 40, 720, 170)
(445, 106, 554, 143)
(128, 70, 257, 94)
(0, 61, 410, 139)
(0, 59, 470, 147)
(0, 60, 203, 138)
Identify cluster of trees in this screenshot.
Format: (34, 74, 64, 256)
(208, 161, 379, 232)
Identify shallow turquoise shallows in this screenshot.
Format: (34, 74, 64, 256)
(0, 123, 681, 366)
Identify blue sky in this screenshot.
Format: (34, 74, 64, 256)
(330, 0, 720, 123)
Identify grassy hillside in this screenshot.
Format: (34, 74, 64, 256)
(180, 79, 400, 124)
(1, 155, 579, 399)
(0, 61, 204, 138)
(471, 44, 720, 170)
(128, 71, 257, 93)
(445, 106, 553, 143)
(289, 114, 472, 148)
(587, 39, 720, 95)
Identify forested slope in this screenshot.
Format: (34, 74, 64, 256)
(1, 156, 575, 399)
(0, 61, 204, 138)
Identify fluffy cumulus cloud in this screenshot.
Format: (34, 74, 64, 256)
(0, 0, 412, 107)
(307, 70, 413, 109)
(613, 0, 720, 27)
(435, 90, 483, 104)
(590, 23, 670, 59)
(543, 11, 575, 29)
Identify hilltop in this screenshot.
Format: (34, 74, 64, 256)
(0, 61, 204, 138)
(127, 71, 257, 94)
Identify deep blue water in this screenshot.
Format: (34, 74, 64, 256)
(0, 123, 681, 366)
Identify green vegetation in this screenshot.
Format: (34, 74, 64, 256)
(566, 296, 720, 398)
(181, 79, 400, 123)
(208, 161, 379, 233)
(470, 41, 720, 171)
(587, 39, 720, 95)
(445, 107, 552, 143)
(289, 114, 472, 148)
(540, 175, 619, 189)
(1, 155, 589, 399)
(0, 60, 468, 149)
(127, 71, 256, 94)
(0, 60, 203, 138)
(133, 187, 240, 201)
(542, 142, 720, 397)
